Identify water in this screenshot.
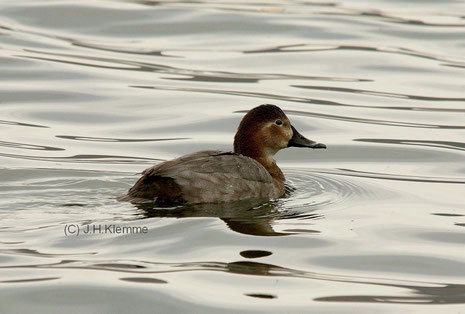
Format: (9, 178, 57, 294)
(1, 0, 464, 312)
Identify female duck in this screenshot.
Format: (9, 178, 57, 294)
(119, 104, 326, 204)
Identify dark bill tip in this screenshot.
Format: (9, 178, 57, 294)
(311, 142, 327, 149)
(288, 125, 326, 149)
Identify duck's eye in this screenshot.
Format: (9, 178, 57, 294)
(275, 119, 283, 126)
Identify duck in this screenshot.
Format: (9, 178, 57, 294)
(119, 104, 326, 204)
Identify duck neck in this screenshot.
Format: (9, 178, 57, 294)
(234, 147, 284, 182)
(255, 156, 285, 182)
(234, 134, 285, 182)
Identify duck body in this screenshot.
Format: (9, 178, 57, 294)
(120, 104, 325, 204)
(120, 150, 280, 204)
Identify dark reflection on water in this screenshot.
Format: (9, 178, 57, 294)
(446, 63, 465, 69)
(432, 213, 464, 217)
(93, 263, 146, 269)
(281, 229, 320, 234)
(60, 203, 87, 207)
(240, 250, 273, 259)
(137, 202, 325, 236)
(221, 219, 287, 236)
(137, 199, 298, 236)
(245, 293, 277, 299)
(119, 277, 167, 284)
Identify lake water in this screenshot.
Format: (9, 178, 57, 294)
(1, 0, 464, 312)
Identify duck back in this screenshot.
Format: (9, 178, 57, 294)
(120, 150, 280, 204)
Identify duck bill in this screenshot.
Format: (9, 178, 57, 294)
(288, 125, 326, 149)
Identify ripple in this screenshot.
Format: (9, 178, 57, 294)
(133, 85, 464, 113)
(322, 8, 465, 27)
(2, 258, 463, 304)
(134, 168, 379, 234)
(1, 0, 464, 311)
(0, 153, 161, 164)
(0, 248, 94, 258)
(56, 135, 189, 143)
(311, 254, 465, 277)
(17, 47, 368, 83)
(0, 277, 59, 284)
(0, 140, 64, 151)
(0, 119, 48, 128)
(71, 40, 179, 58)
(293, 85, 465, 102)
(416, 231, 465, 245)
(284, 109, 465, 129)
(355, 138, 465, 152)
(133, 0, 465, 31)
(281, 169, 377, 215)
(317, 168, 465, 184)
(244, 44, 465, 68)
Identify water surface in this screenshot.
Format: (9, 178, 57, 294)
(1, 0, 464, 312)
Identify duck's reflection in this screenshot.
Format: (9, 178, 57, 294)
(134, 199, 322, 236)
